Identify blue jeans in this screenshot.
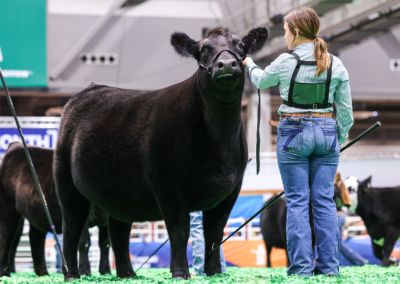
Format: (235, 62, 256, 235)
(277, 116, 340, 277)
(337, 213, 367, 266)
(190, 211, 226, 275)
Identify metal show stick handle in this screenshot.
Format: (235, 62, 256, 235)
(0, 68, 68, 273)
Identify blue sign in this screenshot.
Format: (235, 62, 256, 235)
(0, 128, 58, 153)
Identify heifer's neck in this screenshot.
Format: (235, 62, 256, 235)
(193, 70, 244, 146)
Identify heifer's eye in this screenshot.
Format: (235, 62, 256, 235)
(238, 42, 244, 49)
(201, 47, 208, 53)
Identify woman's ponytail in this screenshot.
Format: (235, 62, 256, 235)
(285, 7, 331, 77)
(314, 37, 331, 77)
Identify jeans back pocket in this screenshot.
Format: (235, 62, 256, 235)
(321, 125, 339, 152)
(279, 125, 303, 153)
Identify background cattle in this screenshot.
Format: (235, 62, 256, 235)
(356, 176, 400, 267)
(0, 142, 110, 277)
(260, 195, 315, 267)
(54, 27, 269, 280)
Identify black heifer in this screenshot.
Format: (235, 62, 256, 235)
(260, 195, 315, 267)
(54, 28, 269, 280)
(356, 176, 400, 267)
(0, 143, 110, 277)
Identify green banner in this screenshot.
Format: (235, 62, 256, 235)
(0, 0, 47, 87)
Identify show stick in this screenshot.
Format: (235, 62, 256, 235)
(0, 68, 68, 273)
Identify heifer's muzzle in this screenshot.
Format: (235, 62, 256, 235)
(199, 49, 243, 90)
(198, 49, 243, 73)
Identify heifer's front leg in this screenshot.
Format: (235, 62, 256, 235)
(0, 209, 22, 277)
(108, 216, 135, 278)
(161, 207, 191, 279)
(9, 218, 24, 273)
(98, 225, 111, 275)
(381, 226, 400, 267)
(203, 184, 241, 276)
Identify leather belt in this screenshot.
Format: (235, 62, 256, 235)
(268, 112, 333, 127)
(281, 112, 333, 118)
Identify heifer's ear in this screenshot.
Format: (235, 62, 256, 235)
(360, 176, 372, 187)
(171, 32, 200, 60)
(241, 27, 269, 55)
(358, 176, 372, 191)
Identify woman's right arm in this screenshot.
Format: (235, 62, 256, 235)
(334, 64, 354, 146)
(244, 54, 288, 89)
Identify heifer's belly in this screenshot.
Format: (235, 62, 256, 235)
(189, 172, 238, 211)
(72, 166, 162, 224)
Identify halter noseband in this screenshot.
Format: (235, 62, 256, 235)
(198, 49, 244, 75)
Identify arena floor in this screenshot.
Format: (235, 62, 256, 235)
(2, 266, 400, 283)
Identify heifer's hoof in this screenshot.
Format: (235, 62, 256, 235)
(64, 273, 80, 282)
(99, 267, 112, 275)
(173, 276, 191, 280)
(117, 271, 136, 279)
(100, 271, 112, 275)
(172, 272, 191, 280)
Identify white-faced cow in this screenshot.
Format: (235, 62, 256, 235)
(54, 28, 269, 280)
(0, 143, 111, 277)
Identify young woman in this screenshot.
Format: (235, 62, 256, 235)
(243, 7, 354, 276)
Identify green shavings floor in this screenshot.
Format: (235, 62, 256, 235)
(2, 266, 400, 283)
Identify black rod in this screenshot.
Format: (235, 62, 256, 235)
(0, 67, 68, 273)
(136, 238, 169, 272)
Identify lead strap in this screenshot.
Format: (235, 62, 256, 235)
(256, 88, 261, 175)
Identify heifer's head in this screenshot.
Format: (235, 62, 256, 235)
(171, 28, 269, 92)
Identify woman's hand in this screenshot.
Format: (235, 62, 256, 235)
(242, 57, 254, 67)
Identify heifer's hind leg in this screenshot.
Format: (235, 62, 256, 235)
(9, 218, 24, 273)
(29, 225, 49, 276)
(381, 226, 400, 267)
(0, 207, 22, 277)
(265, 244, 272, 268)
(78, 225, 91, 276)
(108, 216, 135, 278)
(98, 225, 111, 275)
(55, 158, 90, 281)
(203, 185, 241, 276)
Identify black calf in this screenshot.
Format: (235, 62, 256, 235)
(356, 176, 400, 267)
(0, 143, 110, 277)
(260, 195, 315, 267)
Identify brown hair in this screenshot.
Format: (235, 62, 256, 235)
(334, 172, 352, 206)
(284, 7, 330, 77)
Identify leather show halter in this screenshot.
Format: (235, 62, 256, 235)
(199, 49, 262, 175)
(198, 49, 244, 75)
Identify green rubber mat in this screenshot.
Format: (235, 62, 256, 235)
(2, 266, 400, 283)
